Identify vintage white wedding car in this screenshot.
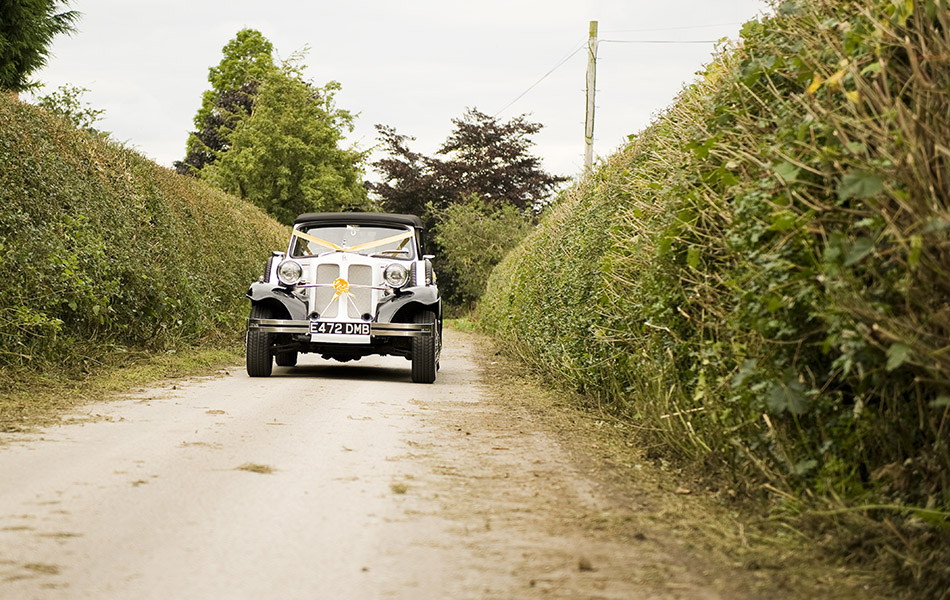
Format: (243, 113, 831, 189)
(245, 212, 441, 383)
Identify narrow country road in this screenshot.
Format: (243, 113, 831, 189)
(0, 329, 864, 599)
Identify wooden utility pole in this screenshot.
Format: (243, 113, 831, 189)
(584, 20, 598, 172)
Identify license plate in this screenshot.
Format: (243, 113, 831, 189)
(310, 321, 371, 336)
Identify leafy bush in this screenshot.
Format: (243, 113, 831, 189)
(34, 83, 105, 131)
(0, 94, 286, 378)
(480, 0, 950, 592)
(432, 196, 533, 309)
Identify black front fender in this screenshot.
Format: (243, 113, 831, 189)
(376, 286, 441, 324)
(246, 282, 308, 321)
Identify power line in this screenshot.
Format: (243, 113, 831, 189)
(602, 21, 743, 33)
(492, 40, 586, 117)
(493, 35, 728, 117)
(600, 39, 720, 44)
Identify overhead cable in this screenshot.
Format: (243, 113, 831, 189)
(493, 34, 730, 117)
(602, 21, 743, 33)
(600, 39, 720, 44)
(493, 40, 586, 117)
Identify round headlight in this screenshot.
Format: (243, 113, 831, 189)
(276, 260, 303, 286)
(383, 263, 410, 289)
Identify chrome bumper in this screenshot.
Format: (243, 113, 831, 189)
(247, 318, 433, 337)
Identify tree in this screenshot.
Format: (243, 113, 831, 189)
(438, 109, 567, 211)
(370, 108, 563, 308)
(0, 0, 79, 93)
(175, 29, 274, 175)
(175, 82, 258, 175)
(370, 108, 567, 216)
(369, 125, 442, 216)
(202, 61, 372, 225)
(205, 28, 275, 93)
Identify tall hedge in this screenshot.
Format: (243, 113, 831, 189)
(480, 0, 949, 590)
(0, 94, 287, 371)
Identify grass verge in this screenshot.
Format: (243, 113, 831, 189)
(0, 343, 243, 434)
(471, 327, 897, 599)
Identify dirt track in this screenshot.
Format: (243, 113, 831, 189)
(0, 329, 879, 599)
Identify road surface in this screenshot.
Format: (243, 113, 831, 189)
(0, 329, 860, 599)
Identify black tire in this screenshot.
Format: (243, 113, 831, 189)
(246, 304, 274, 377)
(275, 347, 298, 367)
(411, 310, 440, 384)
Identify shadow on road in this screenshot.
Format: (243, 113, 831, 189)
(273, 362, 412, 384)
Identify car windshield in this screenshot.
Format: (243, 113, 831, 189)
(290, 224, 416, 259)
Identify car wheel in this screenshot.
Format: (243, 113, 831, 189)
(246, 304, 274, 377)
(275, 346, 298, 367)
(411, 309, 439, 384)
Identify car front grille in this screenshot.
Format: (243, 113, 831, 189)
(310, 262, 375, 319)
(346, 264, 373, 318)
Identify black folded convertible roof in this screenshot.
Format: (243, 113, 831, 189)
(294, 212, 424, 229)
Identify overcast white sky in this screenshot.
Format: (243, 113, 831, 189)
(32, 0, 768, 181)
